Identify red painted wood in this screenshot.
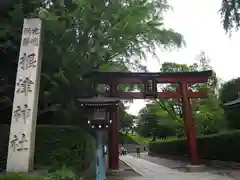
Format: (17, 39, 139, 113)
(85, 71, 212, 84)
(116, 76, 208, 84)
(113, 106, 120, 169)
(180, 82, 200, 165)
(105, 91, 207, 99)
(94, 76, 209, 84)
(108, 109, 114, 169)
(116, 92, 180, 99)
(188, 91, 208, 98)
(104, 72, 211, 168)
(108, 84, 119, 170)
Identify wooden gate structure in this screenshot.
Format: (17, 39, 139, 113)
(84, 70, 212, 170)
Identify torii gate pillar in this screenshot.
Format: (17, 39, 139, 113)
(180, 82, 200, 165)
(108, 84, 120, 170)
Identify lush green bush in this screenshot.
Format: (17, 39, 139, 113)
(119, 132, 150, 145)
(120, 132, 139, 144)
(0, 125, 95, 172)
(0, 167, 78, 180)
(149, 130, 240, 162)
(44, 166, 77, 180)
(0, 173, 42, 180)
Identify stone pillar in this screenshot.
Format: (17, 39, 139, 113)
(6, 18, 43, 172)
(180, 82, 200, 165)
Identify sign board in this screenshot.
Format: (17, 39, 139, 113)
(6, 18, 43, 172)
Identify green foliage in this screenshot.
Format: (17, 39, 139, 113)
(150, 130, 240, 162)
(119, 103, 135, 131)
(136, 99, 183, 139)
(0, 125, 95, 172)
(193, 95, 226, 135)
(126, 133, 148, 144)
(0, 0, 184, 126)
(120, 131, 139, 145)
(219, 77, 240, 129)
(0, 173, 42, 180)
(136, 51, 225, 139)
(219, 78, 240, 103)
(219, 0, 240, 33)
(120, 131, 150, 145)
(44, 166, 77, 180)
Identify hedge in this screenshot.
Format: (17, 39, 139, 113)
(120, 132, 140, 145)
(0, 125, 95, 171)
(149, 130, 240, 162)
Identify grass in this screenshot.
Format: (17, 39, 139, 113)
(0, 173, 43, 180)
(120, 131, 182, 145)
(126, 133, 148, 144)
(120, 132, 147, 144)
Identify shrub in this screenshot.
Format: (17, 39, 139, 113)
(0, 173, 42, 180)
(120, 132, 149, 144)
(149, 130, 240, 162)
(0, 125, 95, 172)
(44, 166, 77, 180)
(120, 132, 139, 144)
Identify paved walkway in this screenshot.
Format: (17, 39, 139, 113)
(120, 155, 235, 180)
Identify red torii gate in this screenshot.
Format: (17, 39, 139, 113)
(85, 70, 212, 170)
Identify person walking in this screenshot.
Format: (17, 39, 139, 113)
(136, 147, 140, 158)
(120, 146, 124, 156)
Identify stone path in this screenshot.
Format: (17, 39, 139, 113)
(120, 155, 235, 180)
(133, 152, 240, 179)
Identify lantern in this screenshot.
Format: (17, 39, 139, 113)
(78, 96, 120, 130)
(78, 95, 120, 180)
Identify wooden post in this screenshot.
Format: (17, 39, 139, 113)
(113, 106, 120, 169)
(180, 82, 200, 165)
(108, 83, 119, 170)
(108, 109, 113, 169)
(6, 18, 43, 172)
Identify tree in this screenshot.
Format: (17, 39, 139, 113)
(137, 106, 159, 140)
(220, 0, 240, 33)
(119, 103, 135, 133)
(219, 77, 240, 129)
(137, 51, 225, 137)
(0, 0, 184, 126)
(136, 103, 178, 140)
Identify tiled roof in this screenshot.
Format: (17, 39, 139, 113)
(223, 98, 240, 106)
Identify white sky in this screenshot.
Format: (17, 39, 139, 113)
(127, 0, 240, 116)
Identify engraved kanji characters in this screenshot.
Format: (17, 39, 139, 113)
(23, 28, 31, 35)
(22, 104, 31, 123)
(23, 27, 40, 35)
(19, 53, 36, 70)
(10, 135, 18, 152)
(16, 77, 34, 95)
(22, 27, 40, 46)
(13, 104, 31, 123)
(9, 133, 28, 152)
(31, 27, 40, 35)
(22, 37, 39, 46)
(30, 38, 39, 46)
(13, 106, 22, 122)
(18, 133, 28, 151)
